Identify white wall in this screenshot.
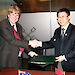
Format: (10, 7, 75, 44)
(19, 12, 51, 41)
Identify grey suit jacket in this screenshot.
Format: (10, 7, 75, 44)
(0, 19, 30, 68)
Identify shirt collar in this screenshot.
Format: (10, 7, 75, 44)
(61, 22, 70, 34)
(10, 22, 16, 26)
(10, 22, 17, 32)
(61, 22, 70, 30)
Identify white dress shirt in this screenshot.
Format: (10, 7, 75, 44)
(61, 22, 70, 34)
(10, 23, 17, 32)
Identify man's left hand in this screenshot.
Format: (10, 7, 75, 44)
(28, 51, 38, 57)
(55, 55, 66, 62)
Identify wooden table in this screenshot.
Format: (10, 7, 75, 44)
(65, 72, 75, 75)
(0, 68, 75, 75)
(0, 68, 54, 75)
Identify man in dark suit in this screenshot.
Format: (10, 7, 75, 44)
(29, 8, 75, 72)
(0, 5, 38, 69)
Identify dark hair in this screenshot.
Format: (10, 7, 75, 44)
(57, 8, 70, 17)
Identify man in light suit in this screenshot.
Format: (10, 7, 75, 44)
(0, 5, 38, 69)
(29, 8, 75, 72)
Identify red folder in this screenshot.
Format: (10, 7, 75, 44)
(55, 67, 65, 75)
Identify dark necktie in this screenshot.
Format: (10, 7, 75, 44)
(12, 25, 24, 52)
(61, 28, 65, 39)
(60, 28, 65, 54)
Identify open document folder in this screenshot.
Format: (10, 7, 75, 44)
(28, 55, 55, 67)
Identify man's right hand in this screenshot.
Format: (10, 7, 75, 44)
(29, 39, 41, 48)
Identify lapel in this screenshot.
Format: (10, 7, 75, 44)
(64, 23, 73, 40)
(6, 19, 14, 32)
(16, 23, 20, 34)
(57, 27, 62, 40)
(57, 23, 73, 41)
(16, 23, 22, 38)
(54, 27, 62, 48)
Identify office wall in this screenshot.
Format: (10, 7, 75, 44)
(19, 12, 51, 41)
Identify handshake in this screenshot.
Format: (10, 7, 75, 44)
(28, 39, 42, 57)
(29, 39, 42, 48)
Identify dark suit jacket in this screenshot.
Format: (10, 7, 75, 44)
(0, 19, 30, 68)
(42, 23, 75, 72)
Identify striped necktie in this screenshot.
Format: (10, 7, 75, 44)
(61, 28, 65, 39)
(12, 25, 24, 56)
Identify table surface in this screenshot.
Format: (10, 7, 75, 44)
(0, 68, 54, 75)
(0, 68, 75, 75)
